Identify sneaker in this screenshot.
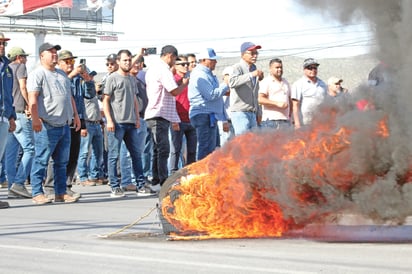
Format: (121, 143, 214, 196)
(32, 194, 52, 205)
(137, 185, 157, 197)
(0, 181, 8, 189)
(54, 194, 79, 203)
(66, 188, 81, 199)
(121, 184, 137, 192)
(110, 187, 125, 198)
(9, 183, 32, 198)
(0, 200, 10, 209)
(149, 183, 161, 193)
(8, 191, 19, 199)
(80, 180, 96, 187)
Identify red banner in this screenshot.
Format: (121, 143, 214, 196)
(0, 0, 72, 16)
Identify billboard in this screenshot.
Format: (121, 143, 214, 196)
(0, 0, 114, 24)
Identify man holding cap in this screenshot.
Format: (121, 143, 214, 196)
(28, 42, 81, 205)
(229, 42, 264, 135)
(0, 32, 16, 209)
(291, 58, 327, 129)
(4, 46, 34, 199)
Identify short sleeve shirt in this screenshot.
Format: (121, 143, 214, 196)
(291, 76, 327, 125)
(258, 76, 291, 121)
(144, 59, 180, 123)
(9, 62, 27, 112)
(103, 72, 137, 124)
(27, 66, 73, 126)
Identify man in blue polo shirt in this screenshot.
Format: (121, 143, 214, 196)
(188, 48, 229, 160)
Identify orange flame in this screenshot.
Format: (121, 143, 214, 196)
(161, 108, 393, 240)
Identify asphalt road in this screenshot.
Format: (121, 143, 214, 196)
(1, 184, 411, 274)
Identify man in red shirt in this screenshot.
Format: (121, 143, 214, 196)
(169, 55, 197, 174)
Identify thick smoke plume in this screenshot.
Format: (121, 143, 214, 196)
(161, 1, 412, 238)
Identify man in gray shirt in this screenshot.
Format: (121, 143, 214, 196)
(103, 49, 155, 198)
(28, 42, 81, 205)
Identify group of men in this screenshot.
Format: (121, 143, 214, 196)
(0, 31, 348, 208)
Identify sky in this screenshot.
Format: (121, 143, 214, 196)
(0, 0, 374, 72)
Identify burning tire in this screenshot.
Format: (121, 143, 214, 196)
(158, 167, 188, 235)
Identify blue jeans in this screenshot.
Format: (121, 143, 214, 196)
(77, 122, 104, 182)
(146, 117, 170, 185)
(169, 121, 197, 173)
(4, 113, 34, 185)
(0, 155, 6, 183)
(261, 119, 291, 130)
(191, 113, 218, 160)
(107, 123, 142, 189)
(0, 119, 9, 161)
(230, 111, 258, 136)
(120, 118, 147, 187)
(30, 123, 71, 196)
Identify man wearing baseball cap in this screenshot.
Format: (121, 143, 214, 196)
(28, 42, 81, 205)
(0, 32, 16, 208)
(4, 46, 34, 200)
(229, 42, 264, 136)
(291, 58, 327, 129)
(327, 76, 347, 98)
(188, 48, 229, 160)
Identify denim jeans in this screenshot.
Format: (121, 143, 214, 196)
(146, 117, 170, 185)
(30, 123, 71, 196)
(107, 122, 143, 189)
(77, 122, 104, 182)
(0, 155, 6, 183)
(230, 111, 258, 136)
(261, 119, 291, 130)
(169, 121, 197, 173)
(0, 120, 9, 161)
(119, 118, 147, 187)
(191, 113, 218, 161)
(4, 113, 34, 186)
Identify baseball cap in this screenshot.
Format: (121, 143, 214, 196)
(0, 33, 10, 41)
(106, 53, 117, 62)
(86, 68, 97, 77)
(197, 48, 219, 60)
(328, 77, 343, 86)
(7, 47, 29, 59)
(303, 58, 319, 68)
(58, 50, 77, 60)
(161, 45, 178, 56)
(39, 42, 61, 55)
(240, 42, 261, 54)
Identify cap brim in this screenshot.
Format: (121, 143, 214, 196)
(248, 45, 261, 51)
(304, 63, 319, 68)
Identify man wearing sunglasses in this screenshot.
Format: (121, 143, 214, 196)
(291, 58, 327, 129)
(44, 50, 97, 200)
(229, 42, 264, 136)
